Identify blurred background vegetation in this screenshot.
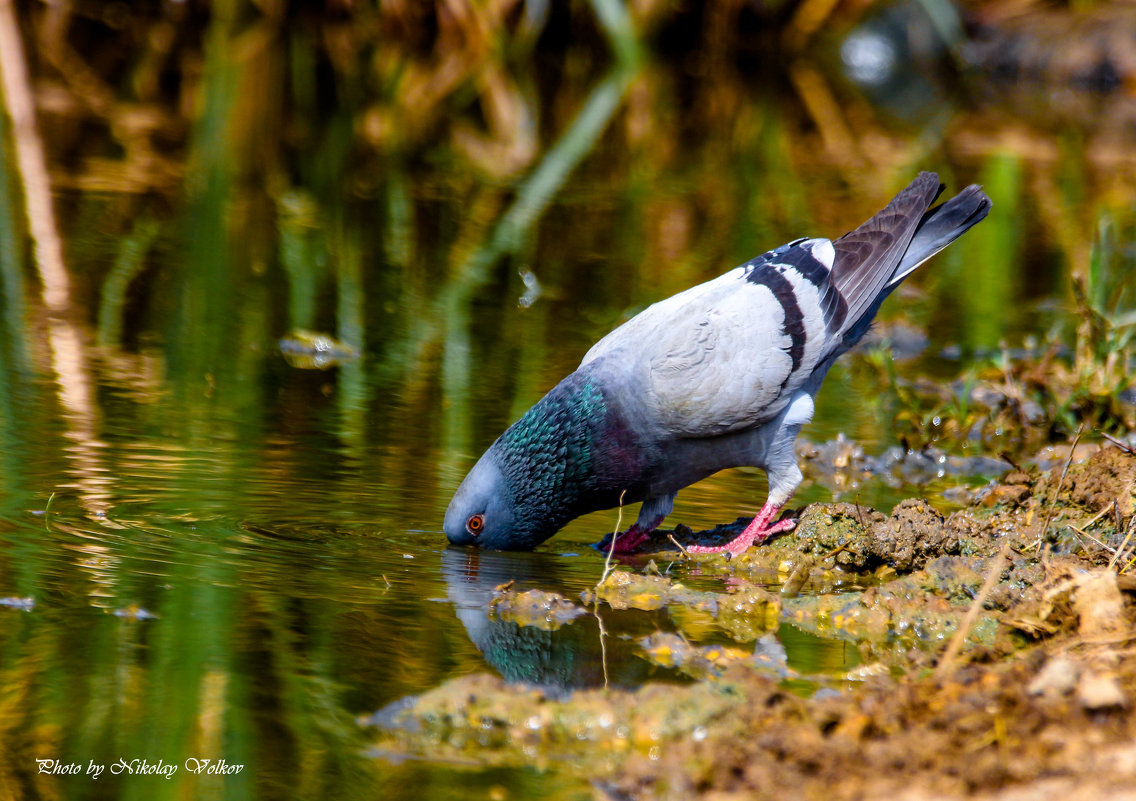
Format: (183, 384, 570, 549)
(2, 0, 1133, 458)
(0, 0, 1134, 799)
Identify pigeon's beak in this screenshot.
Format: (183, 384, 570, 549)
(443, 498, 476, 547)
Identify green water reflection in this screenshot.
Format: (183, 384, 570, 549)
(0, 0, 1134, 799)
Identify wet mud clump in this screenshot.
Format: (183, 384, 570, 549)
(797, 498, 961, 572)
(1057, 445, 1136, 515)
(489, 585, 588, 630)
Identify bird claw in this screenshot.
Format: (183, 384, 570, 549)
(760, 516, 798, 539)
(687, 510, 796, 557)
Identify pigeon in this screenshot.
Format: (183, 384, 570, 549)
(444, 173, 991, 555)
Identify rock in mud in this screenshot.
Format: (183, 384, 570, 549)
(1027, 657, 1079, 697)
(1072, 570, 1128, 640)
(1076, 670, 1128, 710)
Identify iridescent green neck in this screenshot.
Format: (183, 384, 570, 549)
(493, 371, 607, 524)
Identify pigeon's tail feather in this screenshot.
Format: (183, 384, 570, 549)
(828, 172, 943, 338)
(829, 173, 991, 349)
(887, 184, 992, 288)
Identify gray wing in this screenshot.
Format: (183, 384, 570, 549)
(583, 259, 831, 438)
(579, 172, 990, 442)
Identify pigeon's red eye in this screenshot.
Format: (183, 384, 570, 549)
(466, 514, 485, 535)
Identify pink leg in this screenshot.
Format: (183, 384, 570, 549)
(686, 502, 796, 557)
(599, 523, 652, 555)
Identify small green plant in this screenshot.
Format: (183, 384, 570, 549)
(1062, 214, 1136, 432)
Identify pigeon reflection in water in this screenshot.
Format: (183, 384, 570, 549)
(441, 548, 661, 691)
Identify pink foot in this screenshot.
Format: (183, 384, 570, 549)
(687, 504, 796, 558)
(596, 523, 652, 555)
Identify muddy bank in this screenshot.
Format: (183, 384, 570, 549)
(611, 623, 1136, 800)
(610, 561, 1135, 801)
(366, 445, 1136, 799)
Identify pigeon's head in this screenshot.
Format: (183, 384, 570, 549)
(444, 449, 554, 551)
